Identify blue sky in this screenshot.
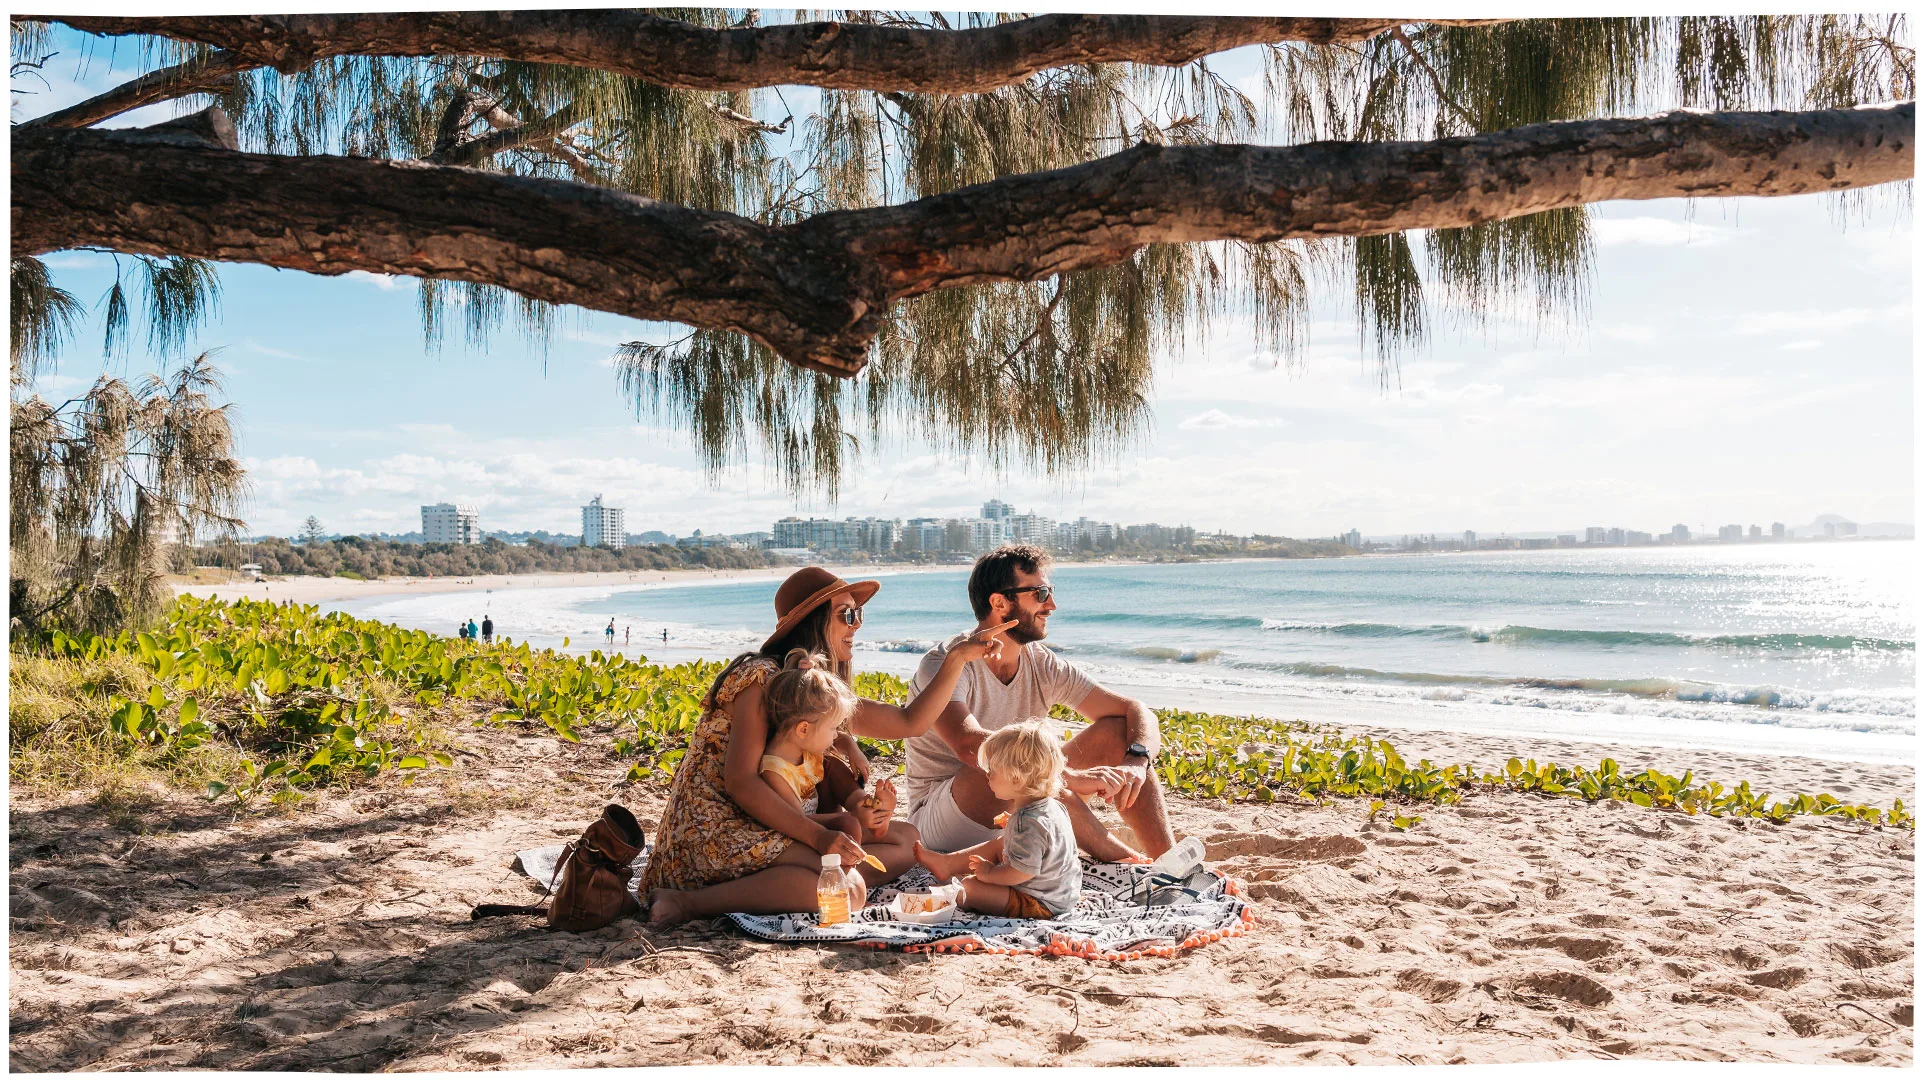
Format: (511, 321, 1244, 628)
(15, 22, 1914, 540)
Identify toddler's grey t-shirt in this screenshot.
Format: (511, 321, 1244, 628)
(1002, 798, 1082, 916)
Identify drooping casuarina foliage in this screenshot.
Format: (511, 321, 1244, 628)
(10, 352, 247, 635)
(10, 12, 1914, 494)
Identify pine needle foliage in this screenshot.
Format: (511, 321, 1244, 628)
(10, 352, 247, 636)
(10, 256, 87, 381)
(16, 13, 1914, 494)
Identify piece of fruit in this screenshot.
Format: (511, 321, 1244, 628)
(862, 853, 887, 873)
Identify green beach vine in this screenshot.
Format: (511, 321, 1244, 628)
(10, 597, 1909, 830)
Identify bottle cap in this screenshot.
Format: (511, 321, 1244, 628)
(820, 854, 841, 868)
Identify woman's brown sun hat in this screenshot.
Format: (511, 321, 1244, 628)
(762, 566, 880, 652)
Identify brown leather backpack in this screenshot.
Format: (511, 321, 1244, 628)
(472, 804, 645, 932)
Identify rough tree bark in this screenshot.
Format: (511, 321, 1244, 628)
(13, 103, 1912, 376)
(30, 13, 1495, 95)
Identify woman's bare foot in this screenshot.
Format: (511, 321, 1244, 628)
(912, 840, 969, 882)
(646, 888, 694, 928)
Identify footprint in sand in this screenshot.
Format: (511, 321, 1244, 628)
(1514, 970, 1614, 1008)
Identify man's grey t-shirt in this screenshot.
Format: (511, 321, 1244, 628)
(1003, 798, 1082, 916)
(904, 634, 1094, 809)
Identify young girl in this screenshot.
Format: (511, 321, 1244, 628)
(913, 720, 1082, 919)
(759, 653, 917, 901)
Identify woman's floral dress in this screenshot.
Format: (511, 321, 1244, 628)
(640, 656, 798, 892)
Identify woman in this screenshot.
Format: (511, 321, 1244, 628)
(643, 566, 1009, 926)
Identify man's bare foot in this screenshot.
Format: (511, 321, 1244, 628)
(912, 840, 968, 882)
(646, 888, 694, 928)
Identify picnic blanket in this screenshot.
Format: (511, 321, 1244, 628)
(512, 843, 1253, 961)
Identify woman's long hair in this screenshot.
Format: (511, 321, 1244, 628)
(702, 604, 854, 710)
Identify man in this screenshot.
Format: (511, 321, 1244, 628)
(906, 545, 1176, 861)
(481, 615, 494, 644)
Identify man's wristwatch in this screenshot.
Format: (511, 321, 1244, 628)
(1125, 742, 1156, 765)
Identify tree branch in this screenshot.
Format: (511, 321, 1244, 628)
(26, 13, 1504, 94)
(20, 49, 255, 129)
(14, 103, 1911, 378)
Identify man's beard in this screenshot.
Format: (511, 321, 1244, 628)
(1006, 613, 1047, 644)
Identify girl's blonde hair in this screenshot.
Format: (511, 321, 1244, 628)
(764, 651, 857, 740)
(977, 719, 1065, 801)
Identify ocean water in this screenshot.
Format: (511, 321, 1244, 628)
(335, 543, 1915, 761)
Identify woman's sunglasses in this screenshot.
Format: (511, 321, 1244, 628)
(1000, 585, 1054, 603)
(834, 605, 864, 627)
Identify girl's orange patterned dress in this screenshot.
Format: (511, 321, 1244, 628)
(640, 656, 797, 892)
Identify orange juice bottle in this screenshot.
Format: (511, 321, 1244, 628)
(817, 854, 851, 926)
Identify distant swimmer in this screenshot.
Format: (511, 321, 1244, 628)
(661, 628, 669, 646)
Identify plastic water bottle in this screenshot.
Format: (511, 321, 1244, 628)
(817, 854, 851, 926)
(1147, 836, 1207, 880)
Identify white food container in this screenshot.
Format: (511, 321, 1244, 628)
(887, 883, 962, 924)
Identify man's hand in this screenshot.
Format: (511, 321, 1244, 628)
(1065, 763, 1148, 811)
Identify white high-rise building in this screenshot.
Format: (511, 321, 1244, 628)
(422, 503, 479, 545)
(582, 495, 626, 549)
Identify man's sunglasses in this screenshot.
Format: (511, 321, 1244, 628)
(834, 605, 864, 627)
(1000, 585, 1054, 603)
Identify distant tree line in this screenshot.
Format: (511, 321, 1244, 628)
(193, 536, 775, 579)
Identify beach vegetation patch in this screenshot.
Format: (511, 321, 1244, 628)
(15, 599, 1910, 831)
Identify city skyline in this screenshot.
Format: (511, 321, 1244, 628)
(309, 496, 1909, 551)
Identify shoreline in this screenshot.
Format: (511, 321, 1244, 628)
(175, 569, 1916, 773)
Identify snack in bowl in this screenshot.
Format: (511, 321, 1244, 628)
(897, 892, 949, 915)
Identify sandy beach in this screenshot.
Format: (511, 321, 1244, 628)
(10, 714, 1912, 1069)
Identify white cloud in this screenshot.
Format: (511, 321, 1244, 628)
(1600, 324, 1659, 345)
(244, 339, 309, 362)
(25, 373, 89, 393)
(342, 271, 413, 291)
(1733, 305, 1909, 336)
(1778, 339, 1823, 352)
(1590, 216, 1729, 247)
(1177, 409, 1283, 430)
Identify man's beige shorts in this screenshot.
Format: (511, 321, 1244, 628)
(906, 775, 1002, 853)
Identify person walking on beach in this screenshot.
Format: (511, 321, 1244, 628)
(457, 622, 469, 641)
(481, 615, 494, 644)
(662, 628, 669, 646)
(606, 618, 616, 645)
(624, 626, 630, 645)
(905, 544, 1177, 862)
(467, 617, 479, 642)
